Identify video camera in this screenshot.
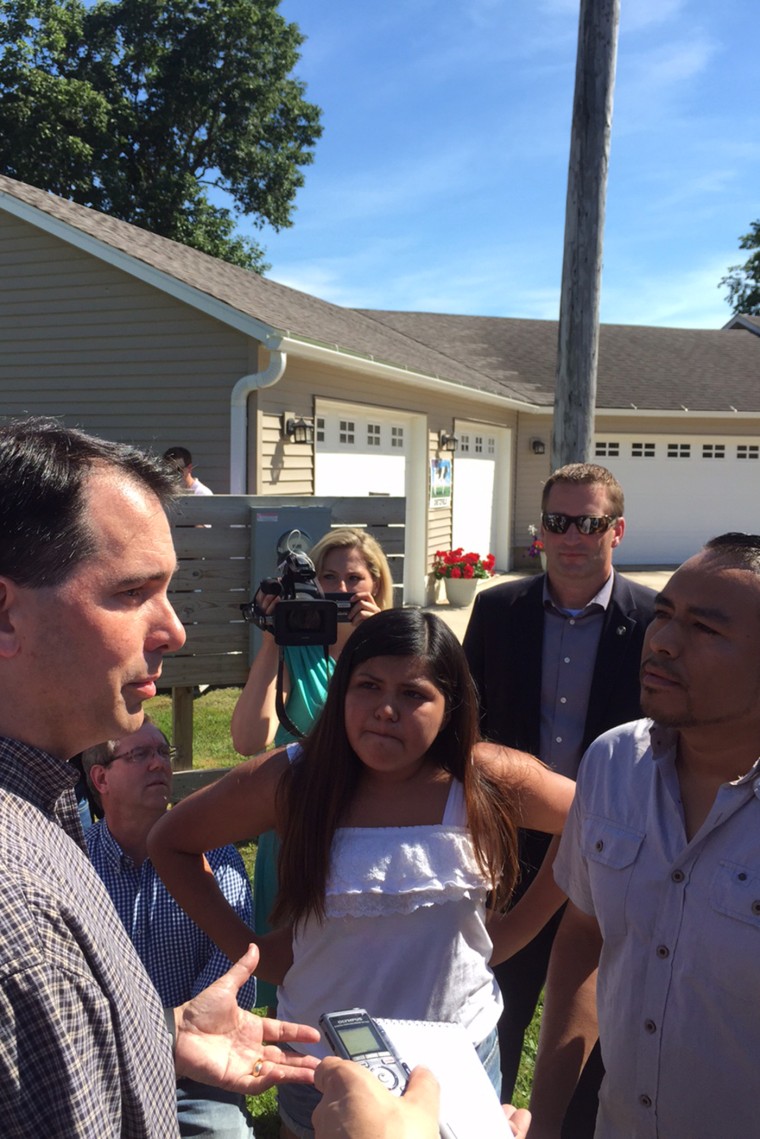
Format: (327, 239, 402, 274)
(240, 546, 351, 647)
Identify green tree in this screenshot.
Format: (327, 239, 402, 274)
(0, 0, 322, 269)
(720, 220, 760, 316)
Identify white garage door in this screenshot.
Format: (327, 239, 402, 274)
(452, 423, 512, 569)
(595, 434, 760, 564)
(315, 407, 409, 496)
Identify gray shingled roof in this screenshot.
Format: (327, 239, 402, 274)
(2, 174, 758, 413)
(359, 311, 760, 413)
(0, 175, 535, 404)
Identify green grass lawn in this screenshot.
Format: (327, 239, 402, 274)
(146, 687, 541, 1131)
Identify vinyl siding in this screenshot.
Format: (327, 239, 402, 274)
(0, 212, 251, 492)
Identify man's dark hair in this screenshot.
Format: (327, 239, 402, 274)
(541, 462, 624, 517)
(704, 533, 760, 574)
(0, 417, 179, 588)
(163, 446, 193, 470)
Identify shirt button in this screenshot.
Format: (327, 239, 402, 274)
(656, 944, 670, 959)
(560, 696, 567, 704)
(569, 619, 576, 626)
(639, 1095, 652, 1109)
(563, 656, 570, 664)
(644, 1019, 657, 1034)
(555, 736, 563, 743)
(671, 869, 685, 883)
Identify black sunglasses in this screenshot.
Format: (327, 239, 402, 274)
(541, 512, 617, 535)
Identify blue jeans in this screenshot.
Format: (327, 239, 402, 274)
(278, 1029, 501, 1138)
(175, 1078, 255, 1138)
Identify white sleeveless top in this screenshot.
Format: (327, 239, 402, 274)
(276, 776, 502, 1057)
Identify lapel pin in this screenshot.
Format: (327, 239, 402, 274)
(616, 625, 627, 636)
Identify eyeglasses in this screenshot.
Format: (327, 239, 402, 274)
(106, 743, 175, 767)
(541, 512, 617, 536)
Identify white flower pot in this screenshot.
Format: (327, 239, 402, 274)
(444, 577, 479, 608)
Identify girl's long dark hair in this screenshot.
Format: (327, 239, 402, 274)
(272, 608, 519, 927)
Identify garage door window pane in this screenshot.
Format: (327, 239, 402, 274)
(702, 444, 725, 459)
(459, 433, 470, 453)
(339, 420, 355, 445)
(667, 444, 691, 458)
(316, 417, 325, 443)
(738, 445, 760, 460)
(391, 426, 404, 448)
(596, 442, 620, 458)
(367, 424, 381, 446)
(631, 442, 655, 458)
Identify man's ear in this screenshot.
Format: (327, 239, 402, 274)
(610, 517, 626, 549)
(89, 764, 109, 797)
(0, 578, 22, 660)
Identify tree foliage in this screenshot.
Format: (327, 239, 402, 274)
(720, 220, 760, 316)
(0, 0, 322, 269)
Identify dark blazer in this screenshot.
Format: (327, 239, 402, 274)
(463, 571, 657, 763)
(464, 571, 656, 888)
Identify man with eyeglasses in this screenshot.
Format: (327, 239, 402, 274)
(463, 462, 656, 1136)
(83, 717, 257, 1137)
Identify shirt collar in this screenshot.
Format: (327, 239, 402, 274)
(543, 569, 615, 616)
(0, 735, 79, 811)
(649, 721, 760, 788)
(0, 735, 84, 849)
(94, 818, 142, 872)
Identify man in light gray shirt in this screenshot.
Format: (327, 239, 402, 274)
(464, 463, 655, 1134)
(530, 533, 760, 1139)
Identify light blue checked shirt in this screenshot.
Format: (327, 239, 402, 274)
(86, 820, 257, 1010)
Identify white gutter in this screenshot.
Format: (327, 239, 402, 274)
(274, 335, 536, 414)
(229, 346, 287, 493)
(523, 405, 760, 420)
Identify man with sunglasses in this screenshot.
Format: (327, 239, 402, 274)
(83, 717, 257, 1137)
(463, 462, 656, 1135)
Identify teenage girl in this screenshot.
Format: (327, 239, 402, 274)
(149, 608, 572, 1137)
(230, 528, 394, 1009)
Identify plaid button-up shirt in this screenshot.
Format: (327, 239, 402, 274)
(0, 736, 179, 1137)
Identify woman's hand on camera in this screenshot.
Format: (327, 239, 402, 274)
(347, 590, 382, 626)
(254, 588, 281, 617)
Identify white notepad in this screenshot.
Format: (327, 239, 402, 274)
(377, 1018, 514, 1139)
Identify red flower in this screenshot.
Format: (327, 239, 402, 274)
(463, 564, 474, 579)
(450, 566, 462, 578)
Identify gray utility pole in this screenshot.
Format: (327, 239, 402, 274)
(552, 0, 620, 468)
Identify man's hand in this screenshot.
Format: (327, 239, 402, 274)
(503, 1104, 532, 1139)
(173, 943, 319, 1093)
(312, 1058, 440, 1139)
(312, 1058, 532, 1138)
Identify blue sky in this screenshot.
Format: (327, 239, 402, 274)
(251, 0, 758, 329)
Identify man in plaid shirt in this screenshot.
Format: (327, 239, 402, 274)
(0, 418, 318, 1137)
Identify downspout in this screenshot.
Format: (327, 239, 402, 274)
(229, 345, 287, 493)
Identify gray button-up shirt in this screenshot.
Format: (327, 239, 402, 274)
(555, 718, 760, 1138)
(539, 572, 614, 778)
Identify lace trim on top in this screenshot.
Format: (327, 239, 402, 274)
(326, 825, 485, 918)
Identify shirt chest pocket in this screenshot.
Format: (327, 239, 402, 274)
(711, 861, 760, 929)
(581, 816, 645, 939)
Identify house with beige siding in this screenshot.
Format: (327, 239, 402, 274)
(2, 173, 759, 598)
